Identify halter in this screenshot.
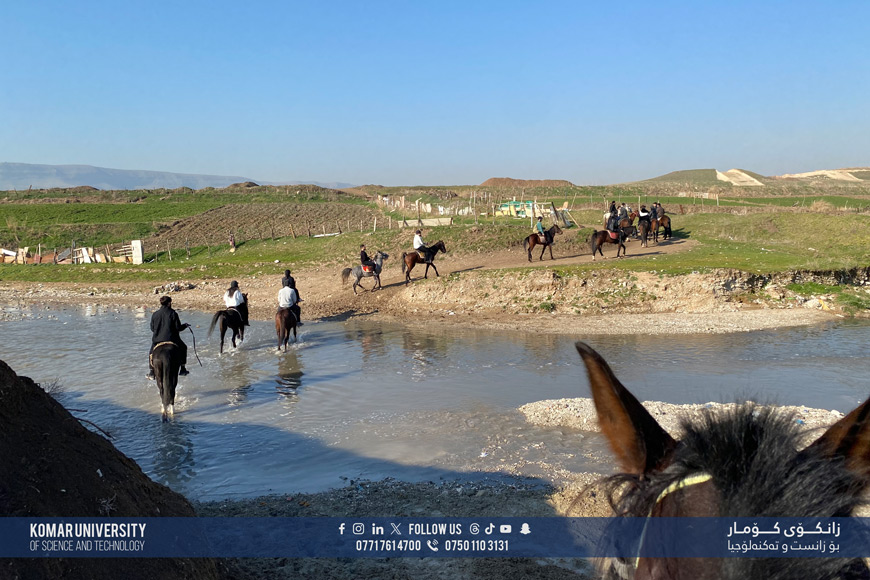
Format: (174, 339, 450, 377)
(634, 472, 713, 569)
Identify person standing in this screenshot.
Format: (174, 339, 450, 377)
(148, 295, 189, 379)
(224, 280, 249, 326)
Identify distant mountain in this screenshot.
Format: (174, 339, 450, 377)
(0, 162, 354, 191)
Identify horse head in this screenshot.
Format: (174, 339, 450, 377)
(551, 224, 563, 236)
(433, 240, 447, 253)
(575, 342, 870, 579)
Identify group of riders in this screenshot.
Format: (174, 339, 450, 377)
(149, 229, 438, 379)
(147, 271, 303, 380)
(605, 199, 666, 238)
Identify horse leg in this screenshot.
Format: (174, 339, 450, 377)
(219, 320, 226, 354)
(374, 274, 381, 290)
(548, 243, 555, 261)
(539, 244, 546, 261)
(405, 260, 413, 284)
(430, 263, 439, 277)
(423, 263, 430, 279)
(527, 239, 533, 262)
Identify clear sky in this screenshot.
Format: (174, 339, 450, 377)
(2, 1, 868, 186)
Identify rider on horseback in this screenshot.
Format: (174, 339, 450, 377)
(617, 203, 628, 220)
(606, 211, 620, 233)
(277, 277, 302, 325)
(224, 280, 249, 327)
(360, 244, 376, 272)
(535, 216, 547, 243)
(638, 204, 651, 224)
(413, 230, 430, 262)
(147, 295, 190, 379)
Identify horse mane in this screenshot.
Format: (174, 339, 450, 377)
(606, 403, 868, 519)
(600, 403, 869, 579)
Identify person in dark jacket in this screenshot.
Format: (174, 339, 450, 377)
(360, 244, 376, 270)
(281, 269, 301, 301)
(147, 295, 189, 379)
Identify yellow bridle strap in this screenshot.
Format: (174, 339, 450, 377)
(635, 472, 713, 568)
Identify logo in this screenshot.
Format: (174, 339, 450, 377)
(352, 523, 365, 535)
(390, 523, 402, 535)
(339, 523, 346, 535)
(485, 523, 495, 535)
(469, 523, 480, 535)
(427, 539, 439, 552)
(499, 524, 512, 534)
(520, 523, 531, 535)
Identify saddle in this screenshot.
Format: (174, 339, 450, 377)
(150, 341, 177, 366)
(608, 230, 620, 240)
(362, 265, 374, 273)
(537, 234, 546, 244)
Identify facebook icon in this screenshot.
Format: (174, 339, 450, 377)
(339, 523, 345, 535)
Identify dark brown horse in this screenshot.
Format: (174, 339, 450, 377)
(401, 240, 447, 284)
(523, 224, 563, 262)
(208, 293, 248, 354)
(275, 307, 298, 352)
(637, 219, 650, 247)
(575, 341, 870, 580)
(151, 342, 183, 422)
(589, 228, 628, 260)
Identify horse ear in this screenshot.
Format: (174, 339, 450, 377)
(575, 342, 677, 475)
(804, 396, 870, 479)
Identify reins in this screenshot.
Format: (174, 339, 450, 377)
(187, 326, 203, 367)
(634, 472, 713, 569)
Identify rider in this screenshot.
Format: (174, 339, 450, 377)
(649, 202, 659, 221)
(618, 203, 628, 221)
(281, 269, 301, 302)
(277, 278, 302, 324)
(535, 216, 546, 242)
(638, 204, 651, 225)
(360, 244, 376, 271)
(413, 229, 429, 261)
(608, 200, 617, 216)
(606, 210, 620, 233)
(655, 202, 666, 216)
(147, 295, 190, 379)
(224, 280, 249, 327)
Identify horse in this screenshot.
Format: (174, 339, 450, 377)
(589, 228, 629, 260)
(637, 219, 650, 247)
(341, 251, 388, 295)
(401, 240, 447, 284)
(649, 215, 672, 243)
(619, 212, 638, 230)
(574, 341, 870, 580)
(275, 307, 298, 352)
(151, 342, 183, 422)
(208, 293, 248, 354)
(522, 224, 563, 262)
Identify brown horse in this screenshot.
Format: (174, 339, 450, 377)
(649, 215, 672, 243)
(401, 240, 447, 284)
(208, 294, 248, 354)
(575, 341, 870, 580)
(275, 308, 298, 352)
(637, 219, 650, 247)
(522, 224, 563, 262)
(589, 228, 627, 260)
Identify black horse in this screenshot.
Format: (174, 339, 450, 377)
(575, 341, 870, 580)
(589, 228, 628, 260)
(151, 342, 183, 422)
(401, 240, 447, 284)
(341, 251, 389, 295)
(637, 219, 650, 247)
(522, 224, 563, 262)
(275, 307, 298, 352)
(208, 293, 248, 354)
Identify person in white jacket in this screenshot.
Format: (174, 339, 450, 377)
(223, 280, 249, 326)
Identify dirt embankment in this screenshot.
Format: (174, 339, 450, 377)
(0, 360, 227, 580)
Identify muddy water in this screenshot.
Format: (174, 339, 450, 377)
(3, 304, 869, 500)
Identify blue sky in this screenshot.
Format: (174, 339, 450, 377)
(2, 1, 868, 185)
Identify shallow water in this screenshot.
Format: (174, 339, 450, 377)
(3, 304, 869, 500)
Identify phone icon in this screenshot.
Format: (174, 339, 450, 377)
(427, 539, 439, 552)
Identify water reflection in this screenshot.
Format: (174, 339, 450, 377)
(152, 419, 196, 488)
(276, 350, 304, 398)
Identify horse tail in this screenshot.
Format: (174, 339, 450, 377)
(589, 230, 598, 253)
(341, 268, 352, 285)
(401, 253, 407, 275)
(523, 237, 529, 252)
(208, 311, 222, 337)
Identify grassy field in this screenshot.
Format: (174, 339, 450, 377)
(2, 184, 870, 288)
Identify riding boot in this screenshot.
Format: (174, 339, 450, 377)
(179, 365, 189, 376)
